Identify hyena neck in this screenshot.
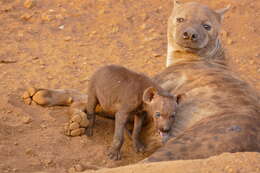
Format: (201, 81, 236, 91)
(203, 38, 225, 61)
(166, 38, 225, 66)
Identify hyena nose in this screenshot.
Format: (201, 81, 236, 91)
(191, 33, 198, 41)
(183, 29, 198, 41)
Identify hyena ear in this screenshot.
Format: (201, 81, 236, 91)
(173, 0, 181, 8)
(143, 87, 158, 104)
(215, 5, 231, 21)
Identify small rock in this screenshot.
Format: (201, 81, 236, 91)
(59, 25, 65, 29)
(140, 24, 147, 30)
(221, 30, 229, 38)
(68, 164, 84, 173)
(21, 13, 33, 20)
(25, 148, 33, 155)
(98, 9, 105, 15)
(74, 164, 84, 172)
(69, 122, 80, 130)
(27, 87, 37, 96)
(22, 116, 32, 124)
(79, 115, 89, 128)
(64, 123, 70, 136)
(40, 124, 47, 128)
(2, 6, 13, 12)
(71, 114, 82, 123)
(249, 60, 254, 65)
(153, 53, 161, 57)
(141, 13, 149, 21)
(32, 56, 39, 60)
(41, 13, 53, 22)
(70, 128, 82, 136)
(56, 14, 64, 20)
(111, 25, 119, 33)
(91, 31, 97, 35)
(44, 159, 53, 165)
(24, 0, 36, 9)
(80, 128, 85, 134)
(68, 167, 76, 173)
(227, 38, 233, 45)
(6, 110, 12, 114)
(64, 36, 72, 41)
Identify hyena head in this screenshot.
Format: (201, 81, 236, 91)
(167, 1, 230, 66)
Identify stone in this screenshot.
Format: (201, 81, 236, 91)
(69, 122, 80, 130)
(24, 0, 36, 9)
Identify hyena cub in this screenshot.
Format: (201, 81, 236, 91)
(85, 65, 178, 160)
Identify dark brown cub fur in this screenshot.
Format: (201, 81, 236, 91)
(85, 65, 178, 160)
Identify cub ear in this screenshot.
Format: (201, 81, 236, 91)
(215, 5, 231, 21)
(143, 87, 158, 104)
(175, 93, 185, 104)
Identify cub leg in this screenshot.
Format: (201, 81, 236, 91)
(108, 111, 129, 160)
(85, 91, 98, 137)
(132, 113, 145, 153)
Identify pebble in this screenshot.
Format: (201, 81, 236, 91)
(64, 36, 72, 41)
(59, 25, 65, 30)
(69, 122, 80, 130)
(44, 159, 53, 165)
(56, 14, 64, 20)
(71, 114, 82, 123)
(221, 30, 229, 38)
(24, 0, 36, 9)
(25, 148, 33, 155)
(79, 115, 89, 128)
(21, 13, 33, 21)
(140, 24, 147, 30)
(227, 38, 233, 45)
(74, 164, 84, 172)
(22, 116, 32, 124)
(68, 164, 84, 173)
(70, 128, 85, 136)
(41, 13, 53, 22)
(68, 167, 76, 173)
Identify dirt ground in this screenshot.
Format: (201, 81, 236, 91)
(0, 0, 259, 173)
(85, 152, 260, 173)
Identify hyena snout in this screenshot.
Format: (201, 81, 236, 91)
(182, 28, 199, 42)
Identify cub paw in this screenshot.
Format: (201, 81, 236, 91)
(107, 149, 121, 160)
(133, 141, 145, 153)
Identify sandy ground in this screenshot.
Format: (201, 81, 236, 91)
(85, 152, 260, 173)
(0, 0, 259, 173)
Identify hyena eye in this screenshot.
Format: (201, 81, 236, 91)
(203, 24, 211, 31)
(154, 112, 161, 118)
(176, 17, 184, 23)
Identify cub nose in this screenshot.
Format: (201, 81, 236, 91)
(160, 127, 170, 133)
(182, 29, 198, 41)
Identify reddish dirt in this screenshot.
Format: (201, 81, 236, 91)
(85, 152, 260, 173)
(0, 0, 259, 173)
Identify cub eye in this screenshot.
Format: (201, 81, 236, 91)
(176, 17, 184, 23)
(170, 114, 175, 119)
(202, 24, 211, 31)
(155, 112, 161, 118)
